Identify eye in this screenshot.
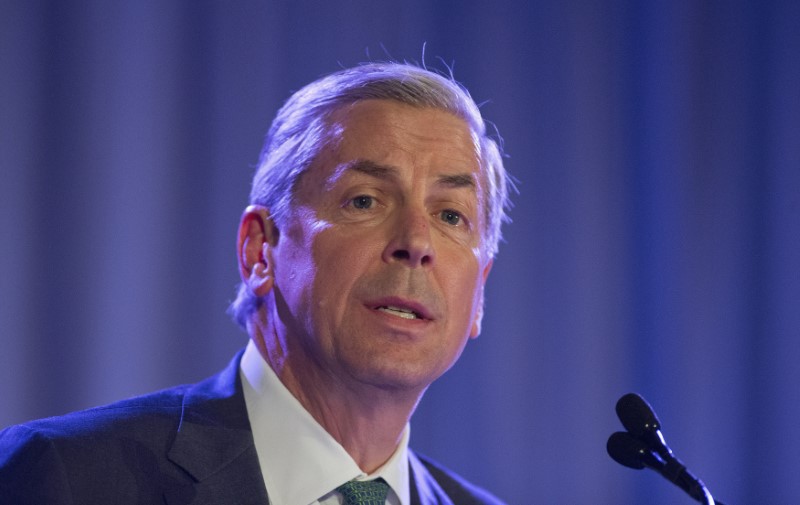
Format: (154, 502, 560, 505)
(350, 195, 374, 210)
(439, 209, 462, 226)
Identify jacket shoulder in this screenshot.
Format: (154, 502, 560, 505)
(0, 384, 191, 504)
(1, 383, 190, 442)
(0, 352, 247, 504)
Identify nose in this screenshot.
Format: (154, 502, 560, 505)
(382, 207, 435, 268)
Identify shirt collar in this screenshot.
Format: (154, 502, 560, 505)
(240, 340, 410, 505)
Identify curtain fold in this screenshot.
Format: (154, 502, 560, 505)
(1, 1, 797, 503)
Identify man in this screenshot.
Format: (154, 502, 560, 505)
(0, 62, 511, 504)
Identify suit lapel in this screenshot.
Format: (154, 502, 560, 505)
(408, 451, 453, 505)
(165, 351, 269, 505)
(162, 352, 461, 505)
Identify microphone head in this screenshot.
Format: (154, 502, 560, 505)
(616, 393, 661, 438)
(606, 431, 646, 469)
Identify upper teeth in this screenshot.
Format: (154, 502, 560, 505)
(379, 306, 418, 319)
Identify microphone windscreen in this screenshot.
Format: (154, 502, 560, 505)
(606, 431, 646, 470)
(615, 393, 661, 438)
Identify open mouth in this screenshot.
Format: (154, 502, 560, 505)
(376, 305, 423, 320)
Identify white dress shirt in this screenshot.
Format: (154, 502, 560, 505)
(239, 340, 411, 505)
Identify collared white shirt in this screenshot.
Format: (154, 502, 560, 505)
(240, 340, 411, 505)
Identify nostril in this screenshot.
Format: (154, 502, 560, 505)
(392, 250, 410, 261)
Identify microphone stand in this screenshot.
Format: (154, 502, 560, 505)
(607, 394, 726, 505)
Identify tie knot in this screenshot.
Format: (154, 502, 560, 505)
(336, 478, 390, 505)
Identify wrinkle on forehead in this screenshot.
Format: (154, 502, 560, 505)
(323, 159, 394, 192)
(328, 100, 479, 159)
(324, 158, 478, 195)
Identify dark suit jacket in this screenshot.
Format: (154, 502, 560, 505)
(0, 351, 505, 505)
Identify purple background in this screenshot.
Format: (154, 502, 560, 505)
(2, 1, 799, 503)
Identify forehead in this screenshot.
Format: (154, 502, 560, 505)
(320, 100, 482, 180)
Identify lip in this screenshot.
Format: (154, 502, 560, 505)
(365, 296, 436, 321)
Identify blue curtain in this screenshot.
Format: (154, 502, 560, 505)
(1, 1, 798, 503)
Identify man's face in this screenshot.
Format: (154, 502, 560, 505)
(270, 99, 492, 393)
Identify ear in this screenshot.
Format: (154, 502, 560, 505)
(237, 205, 279, 297)
(469, 259, 493, 339)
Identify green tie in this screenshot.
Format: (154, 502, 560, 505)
(336, 478, 390, 505)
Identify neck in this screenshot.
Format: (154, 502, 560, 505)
(278, 359, 417, 473)
(249, 311, 423, 473)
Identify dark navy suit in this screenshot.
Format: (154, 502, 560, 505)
(0, 352, 505, 505)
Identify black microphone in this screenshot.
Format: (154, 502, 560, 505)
(616, 393, 670, 459)
(608, 393, 725, 505)
(607, 430, 664, 470)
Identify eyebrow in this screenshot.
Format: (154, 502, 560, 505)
(343, 159, 477, 190)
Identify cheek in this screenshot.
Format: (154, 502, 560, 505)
(272, 226, 321, 316)
(459, 277, 483, 322)
(314, 222, 387, 272)
(441, 261, 483, 323)
(273, 248, 314, 324)
(309, 231, 376, 312)
(460, 252, 487, 311)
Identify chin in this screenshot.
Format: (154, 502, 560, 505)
(345, 357, 450, 393)
(335, 333, 464, 393)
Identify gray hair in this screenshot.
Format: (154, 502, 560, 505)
(229, 62, 511, 328)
